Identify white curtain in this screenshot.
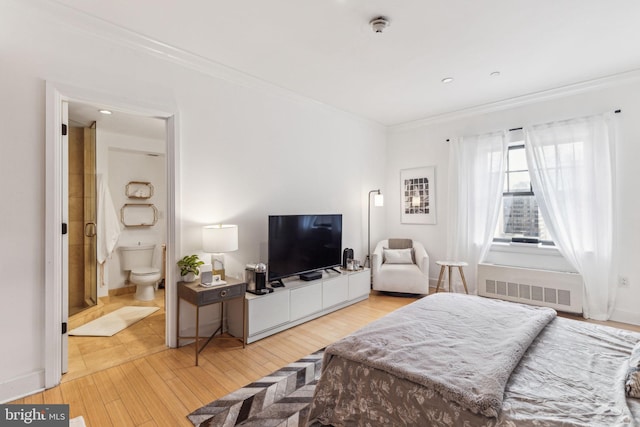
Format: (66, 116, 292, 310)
(447, 131, 508, 293)
(524, 113, 616, 320)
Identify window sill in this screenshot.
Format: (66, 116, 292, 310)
(489, 241, 561, 256)
(485, 241, 577, 273)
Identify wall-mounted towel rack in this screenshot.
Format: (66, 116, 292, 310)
(125, 181, 154, 199)
(120, 203, 158, 227)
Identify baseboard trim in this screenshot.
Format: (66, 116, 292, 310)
(108, 286, 136, 297)
(0, 370, 45, 403)
(610, 308, 640, 327)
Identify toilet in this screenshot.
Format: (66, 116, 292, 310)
(119, 244, 161, 301)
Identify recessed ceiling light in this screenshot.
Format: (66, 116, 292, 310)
(98, 109, 112, 115)
(441, 77, 454, 84)
(490, 71, 501, 77)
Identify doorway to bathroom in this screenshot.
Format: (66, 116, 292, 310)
(45, 82, 180, 389)
(63, 101, 169, 381)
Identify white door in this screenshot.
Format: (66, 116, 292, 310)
(61, 100, 69, 374)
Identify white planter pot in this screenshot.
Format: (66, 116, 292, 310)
(182, 272, 197, 283)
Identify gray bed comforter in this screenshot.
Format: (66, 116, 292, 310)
(313, 293, 556, 418)
(307, 293, 640, 426)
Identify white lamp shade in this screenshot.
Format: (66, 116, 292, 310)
(203, 224, 238, 253)
(374, 194, 384, 207)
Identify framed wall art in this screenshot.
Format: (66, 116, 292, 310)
(400, 166, 436, 224)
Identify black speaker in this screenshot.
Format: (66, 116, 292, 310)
(342, 248, 354, 268)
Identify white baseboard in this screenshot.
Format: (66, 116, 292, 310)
(610, 308, 640, 327)
(0, 370, 45, 403)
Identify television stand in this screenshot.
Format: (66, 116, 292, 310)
(227, 268, 371, 344)
(326, 267, 341, 274)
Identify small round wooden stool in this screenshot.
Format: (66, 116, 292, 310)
(435, 261, 469, 294)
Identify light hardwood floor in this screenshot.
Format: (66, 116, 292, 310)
(12, 291, 417, 426)
(11, 292, 640, 427)
(64, 289, 166, 383)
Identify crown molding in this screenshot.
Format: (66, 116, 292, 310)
(33, 0, 384, 129)
(27, 1, 640, 133)
(389, 68, 640, 133)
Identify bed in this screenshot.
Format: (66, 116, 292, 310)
(307, 293, 640, 426)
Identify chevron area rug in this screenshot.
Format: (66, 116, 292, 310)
(187, 348, 324, 426)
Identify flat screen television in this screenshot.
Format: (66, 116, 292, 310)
(268, 214, 342, 284)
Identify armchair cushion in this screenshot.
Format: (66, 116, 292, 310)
(388, 238, 413, 250)
(383, 248, 414, 264)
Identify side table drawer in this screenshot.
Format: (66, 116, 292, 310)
(199, 283, 245, 304)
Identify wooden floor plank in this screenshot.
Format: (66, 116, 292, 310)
(132, 358, 195, 426)
(104, 399, 135, 427)
(77, 379, 113, 427)
(90, 367, 121, 406)
(106, 365, 153, 425)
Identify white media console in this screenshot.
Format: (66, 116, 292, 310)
(227, 268, 370, 344)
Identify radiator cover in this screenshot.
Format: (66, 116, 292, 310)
(477, 263, 583, 314)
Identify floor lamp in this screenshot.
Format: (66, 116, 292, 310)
(365, 189, 384, 270)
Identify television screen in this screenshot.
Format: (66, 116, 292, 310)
(268, 214, 342, 282)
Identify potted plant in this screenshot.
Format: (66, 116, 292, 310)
(177, 254, 204, 283)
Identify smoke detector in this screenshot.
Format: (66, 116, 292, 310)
(369, 17, 390, 33)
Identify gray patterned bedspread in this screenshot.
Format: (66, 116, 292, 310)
(307, 294, 640, 426)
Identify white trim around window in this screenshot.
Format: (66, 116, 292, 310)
(484, 241, 577, 274)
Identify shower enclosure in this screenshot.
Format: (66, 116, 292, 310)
(68, 122, 97, 316)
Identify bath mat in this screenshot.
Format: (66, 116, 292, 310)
(70, 416, 87, 427)
(187, 348, 324, 426)
(68, 306, 159, 337)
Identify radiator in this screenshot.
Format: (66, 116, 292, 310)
(477, 263, 583, 314)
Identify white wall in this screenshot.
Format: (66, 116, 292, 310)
(0, 1, 385, 401)
(97, 128, 167, 293)
(386, 76, 640, 325)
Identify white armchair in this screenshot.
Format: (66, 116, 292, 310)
(372, 238, 429, 294)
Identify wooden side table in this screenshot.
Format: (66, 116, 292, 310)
(177, 277, 247, 366)
(435, 261, 469, 294)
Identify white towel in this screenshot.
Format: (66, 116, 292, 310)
(97, 174, 121, 264)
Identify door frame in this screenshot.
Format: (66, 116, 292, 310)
(44, 81, 181, 388)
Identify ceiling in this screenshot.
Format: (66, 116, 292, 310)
(58, 0, 640, 127)
(68, 102, 166, 141)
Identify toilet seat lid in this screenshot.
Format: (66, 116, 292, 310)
(131, 267, 160, 276)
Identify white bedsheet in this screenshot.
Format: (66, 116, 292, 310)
(497, 316, 640, 426)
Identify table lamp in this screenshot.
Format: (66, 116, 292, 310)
(202, 224, 238, 280)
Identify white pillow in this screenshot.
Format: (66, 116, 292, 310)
(383, 248, 414, 264)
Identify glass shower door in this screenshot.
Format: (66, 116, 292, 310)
(68, 122, 97, 316)
(83, 122, 97, 308)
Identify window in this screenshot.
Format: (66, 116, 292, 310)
(494, 143, 552, 244)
